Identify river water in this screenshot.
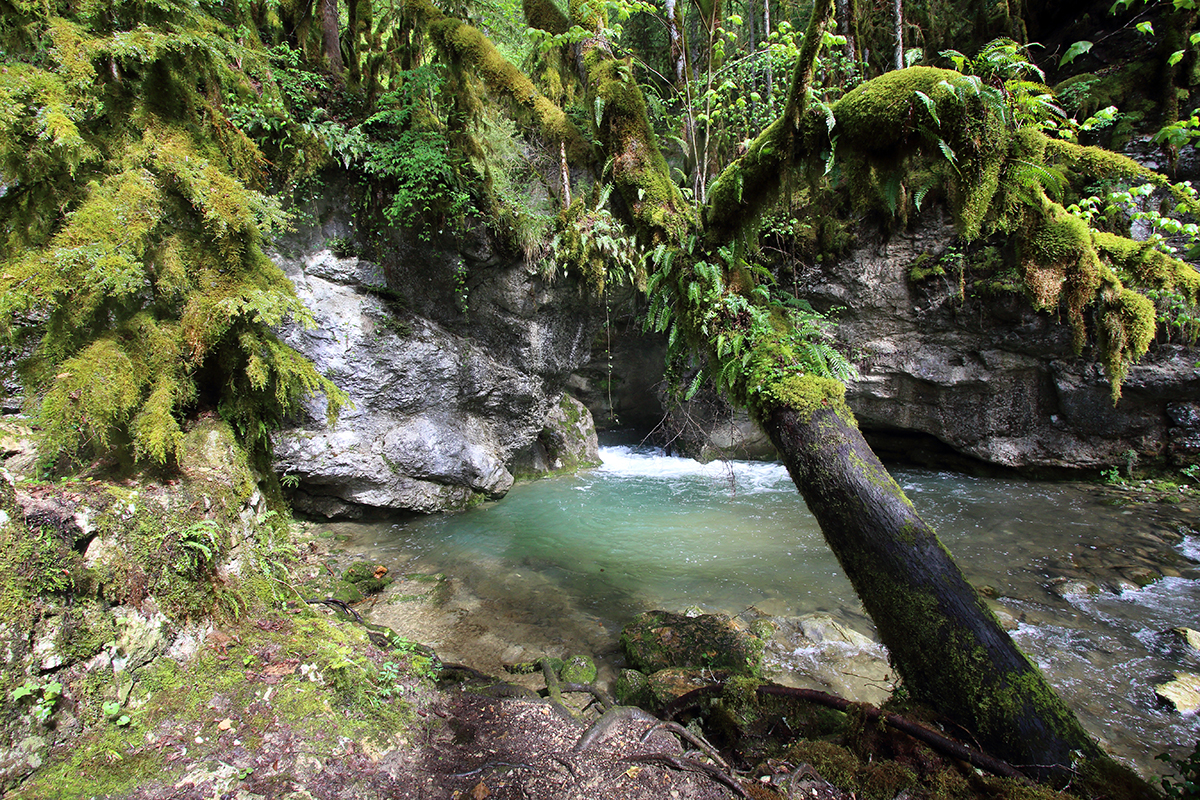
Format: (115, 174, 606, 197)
(336, 444, 1200, 777)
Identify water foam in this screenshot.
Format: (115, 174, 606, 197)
(595, 445, 790, 492)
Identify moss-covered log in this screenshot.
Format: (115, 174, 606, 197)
(757, 389, 1136, 782)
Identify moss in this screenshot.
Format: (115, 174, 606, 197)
(411, 0, 588, 157)
(586, 55, 690, 243)
(613, 668, 652, 706)
(560, 654, 596, 684)
(1094, 230, 1200, 303)
(834, 67, 962, 154)
(754, 374, 852, 424)
(908, 252, 945, 282)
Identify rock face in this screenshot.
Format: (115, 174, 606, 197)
(591, 208, 1200, 471)
(817, 210, 1200, 470)
(272, 204, 601, 517)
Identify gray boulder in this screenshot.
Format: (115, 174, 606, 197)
(271, 207, 601, 517)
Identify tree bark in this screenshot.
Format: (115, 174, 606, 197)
(759, 396, 1103, 777)
(321, 0, 345, 79)
(892, 0, 903, 69)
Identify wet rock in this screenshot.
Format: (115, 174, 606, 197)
(646, 667, 726, 707)
(748, 612, 893, 706)
(620, 610, 765, 675)
(1174, 627, 1200, 655)
(1047, 577, 1101, 598)
(1155, 672, 1200, 713)
(509, 394, 600, 478)
(1120, 566, 1161, 588)
(990, 605, 1020, 631)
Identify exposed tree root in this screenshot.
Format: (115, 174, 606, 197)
(642, 720, 731, 772)
(560, 681, 615, 712)
(621, 753, 751, 798)
(664, 681, 1029, 782)
(573, 706, 659, 752)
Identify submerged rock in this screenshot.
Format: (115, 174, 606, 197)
(1176, 627, 1200, 654)
(1047, 577, 1101, 598)
(620, 610, 765, 675)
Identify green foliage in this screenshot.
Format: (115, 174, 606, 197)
(357, 67, 472, 235)
(647, 237, 856, 419)
(0, 2, 345, 470)
(552, 185, 642, 292)
(1158, 741, 1200, 800)
(11, 679, 63, 724)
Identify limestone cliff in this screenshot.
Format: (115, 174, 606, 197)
(270, 203, 601, 518)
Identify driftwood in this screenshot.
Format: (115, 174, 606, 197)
(664, 681, 1029, 781)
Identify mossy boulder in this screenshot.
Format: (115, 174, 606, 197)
(560, 654, 596, 684)
(621, 610, 765, 675)
(342, 561, 391, 594)
(331, 582, 365, 605)
(613, 668, 652, 706)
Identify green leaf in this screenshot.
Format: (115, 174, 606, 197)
(914, 90, 940, 127)
(1060, 40, 1093, 67)
(1169, 49, 1186, 67)
(1136, 21, 1154, 36)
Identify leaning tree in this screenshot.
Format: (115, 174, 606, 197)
(400, 0, 1194, 789)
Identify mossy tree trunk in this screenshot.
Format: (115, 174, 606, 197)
(321, 0, 345, 79)
(760, 397, 1108, 778)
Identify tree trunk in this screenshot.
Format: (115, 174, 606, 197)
(835, 0, 857, 68)
(759, 394, 1104, 777)
(321, 0, 345, 79)
(892, 0, 903, 69)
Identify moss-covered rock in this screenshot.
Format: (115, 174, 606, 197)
(342, 561, 391, 594)
(560, 654, 596, 684)
(621, 610, 766, 675)
(613, 668, 652, 706)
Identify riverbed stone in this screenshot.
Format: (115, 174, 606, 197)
(1155, 672, 1200, 713)
(1174, 627, 1200, 655)
(1047, 577, 1101, 598)
(621, 610, 766, 675)
(1120, 566, 1161, 588)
